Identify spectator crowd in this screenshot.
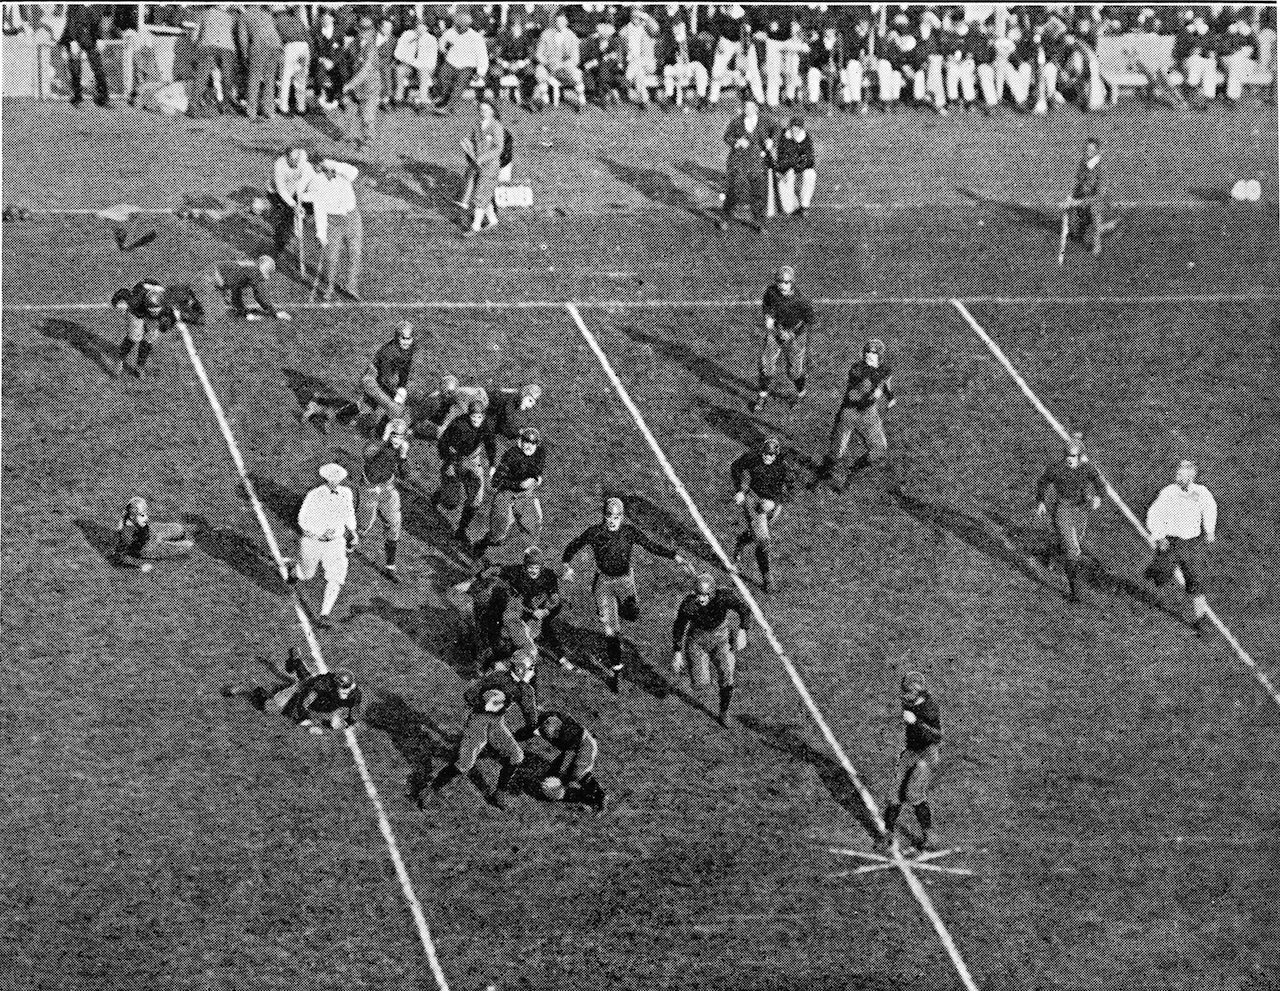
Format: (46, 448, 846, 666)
(23, 4, 1276, 117)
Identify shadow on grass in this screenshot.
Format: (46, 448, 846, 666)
(615, 321, 757, 398)
(956, 185, 1061, 235)
(184, 512, 284, 597)
(281, 367, 361, 424)
(364, 691, 457, 800)
(623, 490, 711, 560)
(736, 713, 883, 840)
(598, 157, 712, 222)
(696, 398, 821, 473)
(674, 158, 726, 193)
(74, 518, 121, 564)
(40, 318, 117, 377)
(344, 593, 472, 678)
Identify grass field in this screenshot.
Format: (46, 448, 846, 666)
(3, 91, 1279, 991)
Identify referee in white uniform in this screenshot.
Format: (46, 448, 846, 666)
(289, 463, 360, 628)
(1145, 459, 1218, 631)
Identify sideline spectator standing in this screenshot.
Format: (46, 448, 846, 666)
(275, 5, 311, 116)
(435, 11, 489, 113)
(395, 18, 439, 109)
(343, 16, 382, 150)
(311, 8, 344, 109)
(460, 98, 506, 235)
(61, 4, 109, 107)
(720, 98, 773, 230)
(270, 146, 316, 271)
(238, 3, 283, 119)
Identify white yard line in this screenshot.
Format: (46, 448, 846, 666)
(5, 289, 1279, 315)
(565, 301, 982, 991)
(176, 322, 453, 991)
(950, 299, 1280, 711)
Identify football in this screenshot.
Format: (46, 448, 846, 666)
(540, 776, 565, 801)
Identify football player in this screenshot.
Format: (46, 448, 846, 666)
(417, 373, 490, 440)
(535, 710, 606, 813)
(281, 667, 363, 734)
(753, 265, 815, 412)
(813, 338, 896, 490)
(425, 648, 538, 810)
(112, 496, 195, 570)
(562, 497, 690, 692)
(358, 417, 413, 582)
(435, 400, 498, 545)
(490, 383, 543, 445)
(475, 546, 571, 670)
(110, 280, 184, 378)
(473, 427, 545, 558)
(672, 572, 751, 726)
(1035, 433, 1104, 602)
(879, 671, 943, 852)
(730, 435, 793, 593)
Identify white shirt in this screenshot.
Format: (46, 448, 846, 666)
(298, 484, 358, 541)
(1146, 482, 1217, 542)
(440, 26, 489, 75)
(273, 153, 316, 207)
(302, 160, 359, 244)
(395, 28, 439, 71)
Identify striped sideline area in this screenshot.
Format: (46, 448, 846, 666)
(566, 302, 982, 991)
(950, 300, 1280, 712)
(4, 289, 1279, 314)
(175, 322, 453, 991)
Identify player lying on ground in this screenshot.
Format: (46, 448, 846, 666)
(222, 649, 361, 736)
(112, 497, 194, 570)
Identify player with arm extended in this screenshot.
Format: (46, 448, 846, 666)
(730, 436, 793, 593)
(672, 572, 751, 726)
(562, 497, 689, 692)
(1035, 433, 1104, 603)
(879, 671, 943, 852)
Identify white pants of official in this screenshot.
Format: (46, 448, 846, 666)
(297, 535, 348, 616)
(945, 57, 976, 103)
(776, 169, 815, 214)
(807, 60, 863, 104)
(1194, 52, 1252, 100)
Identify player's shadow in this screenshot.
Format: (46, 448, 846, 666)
(674, 158, 726, 193)
(73, 519, 123, 566)
(615, 321, 758, 397)
(598, 157, 703, 214)
(186, 201, 275, 261)
(344, 594, 473, 679)
(183, 512, 284, 597)
(398, 158, 468, 215)
(623, 491, 711, 560)
(696, 399, 821, 473)
(281, 368, 361, 429)
(363, 692, 457, 800)
(245, 474, 305, 531)
(735, 714, 883, 840)
(893, 491, 1057, 592)
(39, 318, 117, 377)
(956, 186, 1061, 235)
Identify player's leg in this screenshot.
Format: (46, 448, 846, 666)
(816, 407, 854, 485)
(291, 535, 322, 585)
(776, 169, 798, 215)
(593, 574, 623, 692)
(756, 332, 782, 409)
(317, 542, 349, 622)
(1055, 502, 1084, 601)
(880, 749, 916, 848)
(846, 408, 887, 477)
(1178, 540, 1210, 631)
(977, 61, 998, 110)
(905, 746, 938, 850)
(429, 713, 488, 797)
(713, 634, 736, 725)
(382, 487, 403, 577)
(489, 718, 526, 805)
(785, 332, 808, 400)
(474, 488, 514, 557)
(538, 603, 570, 668)
(753, 501, 778, 592)
(516, 493, 543, 544)
(115, 313, 146, 376)
(131, 322, 161, 377)
(798, 168, 816, 212)
(709, 40, 734, 104)
(732, 500, 756, 566)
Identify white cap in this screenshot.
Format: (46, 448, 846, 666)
(319, 463, 348, 484)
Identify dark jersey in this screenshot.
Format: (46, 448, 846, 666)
(114, 519, 152, 565)
(492, 445, 545, 492)
(841, 361, 894, 411)
(463, 669, 537, 727)
(904, 691, 942, 752)
(673, 590, 751, 649)
(731, 450, 792, 503)
(538, 711, 589, 751)
(724, 116, 774, 174)
(112, 282, 180, 330)
(438, 415, 497, 465)
(775, 131, 815, 173)
(1036, 458, 1103, 506)
(762, 285, 814, 332)
(371, 339, 417, 394)
(216, 260, 277, 315)
(496, 563, 561, 614)
(562, 522, 676, 577)
(1072, 155, 1103, 201)
(284, 673, 363, 724)
(362, 439, 409, 486)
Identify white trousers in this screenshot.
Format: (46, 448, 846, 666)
(777, 169, 816, 213)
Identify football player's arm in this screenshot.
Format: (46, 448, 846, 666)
(915, 698, 943, 744)
(1087, 464, 1104, 511)
(1202, 489, 1218, 544)
(882, 373, 896, 408)
(1035, 464, 1056, 513)
(672, 602, 692, 652)
(283, 676, 322, 723)
(341, 688, 363, 727)
(730, 453, 750, 501)
(482, 425, 498, 466)
(560, 530, 591, 580)
(632, 526, 678, 562)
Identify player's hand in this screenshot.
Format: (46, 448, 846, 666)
(734, 491, 746, 506)
(394, 388, 408, 405)
(886, 397, 897, 409)
(562, 566, 575, 583)
(322, 528, 337, 540)
(276, 311, 293, 322)
(533, 608, 548, 620)
(1036, 502, 1048, 518)
(902, 709, 917, 725)
(520, 478, 538, 491)
(671, 650, 685, 674)
(347, 533, 360, 549)
(735, 628, 748, 652)
(444, 464, 456, 477)
(1156, 538, 1170, 552)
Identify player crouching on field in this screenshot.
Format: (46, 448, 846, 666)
(112, 497, 194, 571)
(194, 255, 292, 325)
(535, 711, 607, 814)
(672, 572, 751, 726)
(424, 647, 539, 810)
(110, 280, 185, 379)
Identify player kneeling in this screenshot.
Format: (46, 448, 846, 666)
(536, 711, 607, 814)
